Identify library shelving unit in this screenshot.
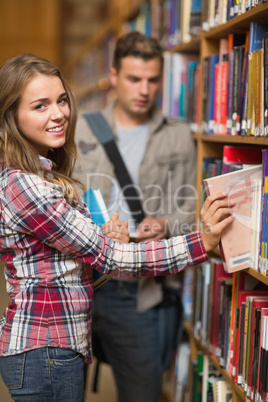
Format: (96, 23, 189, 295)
(170, 3, 268, 401)
(66, 1, 268, 400)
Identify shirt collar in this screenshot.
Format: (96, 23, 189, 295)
(39, 155, 53, 170)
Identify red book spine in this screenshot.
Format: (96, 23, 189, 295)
(214, 63, 220, 134)
(219, 60, 228, 135)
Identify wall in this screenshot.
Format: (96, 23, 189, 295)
(0, 0, 62, 66)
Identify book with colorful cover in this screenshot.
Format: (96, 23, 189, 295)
(235, 290, 268, 385)
(202, 56, 210, 133)
(246, 51, 254, 136)
(247, 23, 268, 136)
(251, 306, 268, 400)
(83, 187, 110, 288)
(218, 278, 233, 368)
(227, 34, 246, 135)
(227, 271, 246, 378)
(208, 54, 219, 134)
(236, 31, 249, 135)
(256, 309, 268, 400)
(222, 145, 263, 174)
(263, 32, 268, 136)
(210, 259, 232, 357)
(240, 55, 249, 136)
(247, 297, 268, 398)
(204, 164, 262, 272)
(252, 48, 263, 137)
(248, 22, 268, 54)
(259, 149, 268, 276)
(216, 38, 228, 135)
(231, 45, 244, 135)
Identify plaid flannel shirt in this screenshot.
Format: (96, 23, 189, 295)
(0, 156, 207, 363)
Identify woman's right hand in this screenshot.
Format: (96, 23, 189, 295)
(200, 192, 234, 253)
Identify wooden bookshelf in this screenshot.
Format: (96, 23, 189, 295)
(64, 0, 268, 399)
(184, 320, 246, 400)
(174, 2, 268, 401)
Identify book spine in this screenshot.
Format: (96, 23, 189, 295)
(259, 149, 268, 275)
(237, 31, 249, 135)
(227, 46, 234, 134)
(246, 53, 254, 135)
(231, 46, 242, 135)
(263, 33, 268, 136)
(219, 57, 229, 134)
(240, 58, 249, 136)
(202, 57, 210, 133)
(208, 56, 219, 134)
(214, 63, 220, 134)
(252, 49, 263, 136)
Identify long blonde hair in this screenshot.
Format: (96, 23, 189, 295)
(0, 53, 82, 203)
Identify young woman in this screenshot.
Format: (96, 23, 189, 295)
(0, 53, 233, 401)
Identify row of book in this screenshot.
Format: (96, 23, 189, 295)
(127, 0, 267, 49)
(172, 340, 233, 401)
(162, 51, 200, 127)
(161, 22, 268, 137)
(202, 0, 268, 32)
(127, 0, 202, 47)
(191, 259, 268, 401)
(192, 354, 233, 401)
(202, 22, 268, 136)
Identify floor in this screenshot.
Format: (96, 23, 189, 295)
(84, 361, 117, 402)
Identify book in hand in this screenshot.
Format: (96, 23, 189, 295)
(204, 164, 262, 273)
(83, 188, 110, 289)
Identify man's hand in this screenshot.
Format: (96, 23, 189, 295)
(101, 212, 130, 244)
(200, 192, 234, 253)
(136, 217, 169, 242)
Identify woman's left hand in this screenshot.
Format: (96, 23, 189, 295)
(101, 212, 130, 244)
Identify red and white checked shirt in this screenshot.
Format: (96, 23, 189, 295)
(0, 156, 207, 363)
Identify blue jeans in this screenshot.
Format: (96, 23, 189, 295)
(0, 347, 85, 401)
(92, 280, 183, 402)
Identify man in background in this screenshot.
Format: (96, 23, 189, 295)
(74, 31, 197, 402)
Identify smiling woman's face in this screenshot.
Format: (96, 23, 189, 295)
(17, 73, 70, 157)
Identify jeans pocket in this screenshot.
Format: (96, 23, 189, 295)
(0, 353, 25, 389)
(49, 348, 84, 367)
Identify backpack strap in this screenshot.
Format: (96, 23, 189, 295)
(83, 112, 145, 224)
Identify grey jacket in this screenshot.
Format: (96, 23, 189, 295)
(74, 102, 197, 312)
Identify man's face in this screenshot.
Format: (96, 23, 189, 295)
(109, 56, 162, 119)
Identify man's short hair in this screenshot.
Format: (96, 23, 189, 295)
(113, 31, 163, 71)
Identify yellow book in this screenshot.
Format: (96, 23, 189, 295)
(252, 49, 263, 136)
(246, 53, 254, 136)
